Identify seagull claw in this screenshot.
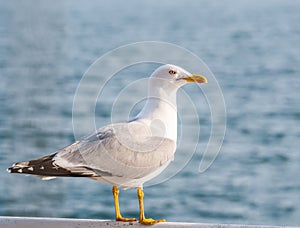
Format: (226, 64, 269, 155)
(139, 218, 166, 225)
(116, 216, 136, 222)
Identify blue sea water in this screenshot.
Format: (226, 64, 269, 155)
(0, 0, 300, 226)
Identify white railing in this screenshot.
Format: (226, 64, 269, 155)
(0, 216, 298, 228)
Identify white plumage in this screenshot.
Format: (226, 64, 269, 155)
(8, 64, 207, 224)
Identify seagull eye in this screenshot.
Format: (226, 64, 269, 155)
(169, 70, 177, 75)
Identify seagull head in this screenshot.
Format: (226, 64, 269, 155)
(150, 64, 207, 89)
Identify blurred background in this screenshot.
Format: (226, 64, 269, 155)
(0, 0, 300, 226)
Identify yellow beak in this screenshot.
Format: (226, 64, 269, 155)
(183, 74, 207, 84)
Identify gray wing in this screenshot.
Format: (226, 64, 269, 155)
(8, 121, 176, 180)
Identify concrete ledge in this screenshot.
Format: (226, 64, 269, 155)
(0, 216, 298, 228)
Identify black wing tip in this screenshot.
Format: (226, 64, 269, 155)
(6, 154, 56, 176)
(7, 162, 19, 173)
(6, 166, 22, 174)
(6, 154, 103, 178)
(7, 164, 22, 173)
(7, 161, 33, 174)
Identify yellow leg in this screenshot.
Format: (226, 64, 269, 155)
(112, 186, 136, 222)
(137, 187, 166, 225)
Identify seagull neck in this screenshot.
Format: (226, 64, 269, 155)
(135, 82, 178, 142)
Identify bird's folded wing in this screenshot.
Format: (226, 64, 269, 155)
(55, 122, 176, 179)
(9, 122, 176, 180)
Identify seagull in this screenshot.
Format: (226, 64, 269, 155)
(7, 64, 207, 225)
